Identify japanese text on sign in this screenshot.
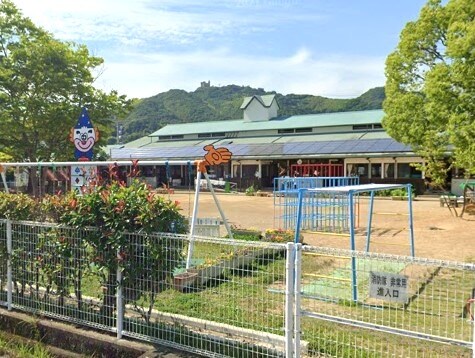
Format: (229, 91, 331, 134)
(369, 271, 408, 303)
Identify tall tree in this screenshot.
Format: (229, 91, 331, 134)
(0, 1, 130, 194)
(383, 0, 475, 187)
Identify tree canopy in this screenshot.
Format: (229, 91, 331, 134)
(0, 0, 130, 162)
(383, 0, 475, 187)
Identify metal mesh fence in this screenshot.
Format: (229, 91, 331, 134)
(9, 221, 116, 331)
(1, 220, 289, 357)
(273, 177, 360, 233)
(0, 219, 6, 305)
(2, 219, 475, 357)
(299, 245, 475, 357)
(122, 234, 288, 357)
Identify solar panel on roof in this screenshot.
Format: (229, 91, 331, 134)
(296, 143, 315, 154)
(269, 144, 284, 155)
(111, 136, 414, 161)
(244, 145, 265, 156)
(385, 141, 411, 151)
(282, 142, 300, 151)
(364, 139, 391, 152)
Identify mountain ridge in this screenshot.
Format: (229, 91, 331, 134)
(118, 85, 385, 143)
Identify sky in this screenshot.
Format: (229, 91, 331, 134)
(14, 0, 428, 100)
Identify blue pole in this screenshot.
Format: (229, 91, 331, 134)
(407, 184, 415, 257)
(294, 188, 306, 243)
(348, 191, 358, 302)
(365, 190, 375, 252)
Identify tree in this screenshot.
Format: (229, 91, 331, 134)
(382, 0, 475, 188)
(0, 1, 131, 194)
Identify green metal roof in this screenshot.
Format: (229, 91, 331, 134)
(123, 130, 391, 151)
(122, 136, 153, 148)
(149, 109, 384, 137)
(146, 139, 206, 148)
(240, 94, 278, 109)
(212, 131, 390, 146)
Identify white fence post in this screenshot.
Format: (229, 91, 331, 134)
(472, 299, 475, 358)
(285, 242, 295, 358)
(294, 243, 302, 358)
(6, 219, 12, 311)
(116, 249, 123, 339)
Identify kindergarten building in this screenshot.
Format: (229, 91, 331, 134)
(109, 95, 428, 193)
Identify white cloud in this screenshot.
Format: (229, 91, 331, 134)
(96, 48, 385, 98)
(13, 1, 383, 99)
(14, 0, 282, 46)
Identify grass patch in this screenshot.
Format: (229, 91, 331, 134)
(0, 330, 53, 358)
(4, 241, 475, 357)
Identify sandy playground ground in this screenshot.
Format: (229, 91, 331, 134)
(164, 190, 475, 263)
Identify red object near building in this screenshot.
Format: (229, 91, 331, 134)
(290, 163, 344, 177)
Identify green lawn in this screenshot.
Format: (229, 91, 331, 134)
(4, 238, 475, 357)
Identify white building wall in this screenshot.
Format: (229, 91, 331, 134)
(268, 101, 278, 119)
(244, 99, 276, 122)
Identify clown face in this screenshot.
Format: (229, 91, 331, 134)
(73, 126, 97, 153)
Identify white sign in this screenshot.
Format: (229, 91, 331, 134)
(369, 271, 408, 303)
(71, 165, 97, 195)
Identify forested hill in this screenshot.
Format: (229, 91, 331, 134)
(120, 85, 385, 142)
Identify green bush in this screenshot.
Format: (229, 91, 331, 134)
(245, 185, 256, 196)
(0, 192, 40, 220)
(390, 187, 416, 198)
(58, 180, 187, 317)
(1, 179, 188, 322)
(231, 228, 263, 241)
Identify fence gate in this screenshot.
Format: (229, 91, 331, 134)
(291, 244, 475, 357)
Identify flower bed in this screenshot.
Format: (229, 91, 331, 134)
(264, 228, 302, 243)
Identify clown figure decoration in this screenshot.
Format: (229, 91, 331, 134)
(69, 107, 100, 161)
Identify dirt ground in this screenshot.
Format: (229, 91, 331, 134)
(165, 190, 475, 263)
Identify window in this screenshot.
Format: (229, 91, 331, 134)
(158, 135, 183, 140)
(347, 163, 368, 178)
(397, 163, 422, 178)
(353, 124, 383, 131)
(371, 163, 382, 178)
(353, 124, 372, 130)
(384, 163, 395, 178)
(278, 129, 294, 134)
(241, 165, 258, 178)
(198, 132, 225, 138)
(355, 164, 369, 178)
(278, 128, 313, 134)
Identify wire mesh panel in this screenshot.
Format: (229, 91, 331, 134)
(10, 221, 116, 332)
(122, 234, 288, 357)
(274, 177, 360, 233)
(299, 246, 475, 357)
(0, 219, 6, 305)
(2, 220, 292, 357)
(190, 217, 221, 237)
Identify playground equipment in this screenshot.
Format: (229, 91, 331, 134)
(273, 176, 359, 232)
(460, 181, 475, 217)
(293, 183, 415, 302)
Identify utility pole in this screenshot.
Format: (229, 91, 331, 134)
(115, 116, 124, 145)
